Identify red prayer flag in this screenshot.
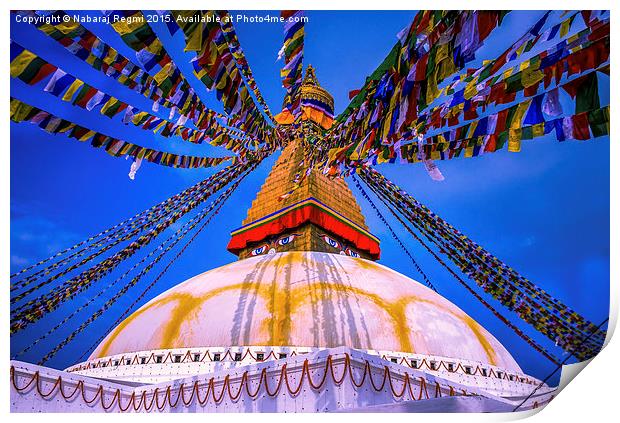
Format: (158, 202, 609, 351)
(31, 63, 57, 85)
(572, 112, 591, 140)
(348, 89, 361, 100)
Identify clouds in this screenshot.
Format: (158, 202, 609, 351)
(10, 203, 83, 272)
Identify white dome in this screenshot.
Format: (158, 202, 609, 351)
(90, 251, 522, 373)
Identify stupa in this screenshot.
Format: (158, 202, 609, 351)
(10, 67, 556, 412)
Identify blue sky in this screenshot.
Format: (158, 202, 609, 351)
(10, 11, 609, 384)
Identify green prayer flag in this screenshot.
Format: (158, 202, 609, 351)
(588, 106, 609, 137)
(576, 73, 600, 114)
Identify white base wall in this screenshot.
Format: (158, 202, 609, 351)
(10, 347, 556, 413)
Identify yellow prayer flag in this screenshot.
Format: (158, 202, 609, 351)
(154, 63, 173, 85)
(560, 19, 571, 38)
(289, 26, 304, 45)
(10, 99, 33, 122)
(210, 133, 224, 146)
(153, 121, 166, 133)
(437, 55, 456, 81)
(511, 100, 531, 129)
(376, 151, 390, 164)
(349, 140, 364, 161)
(62, 79, 85, 102)
(78, 130, 96, 141)
(111, 20, 131, 35)
(567, 33, 579, 44)
(145, 39, 163, 55)
(425, 71, 441, 104)
(103, 49, 118, 64)
(327, 147, 345, 163)
(229, 67, 240, 83)
(57, 123, 76, 134)
(508, 129, 522, 152)
(215, 74, 228, 91)
(521, 67, 544, 88)
(100, 97, 119, 115)
(132, 112, 148, 125)
(182, 94, 193, 112)
(466, 121, 478, 139)
(111, 17, 145, 36)
(195, 68, 208, 81)
(225, 138, 236, 150)
(532, 123, 545, 138)
(435, 43, 450, 63)
(570, 44, 583, 54)
(38, 24, 56, 36)
(10, 50, 37, 78)
(56, 20, 80, 34)
(519, 60, 530, 71)
(502, 67, 514, 80)
(464, 82, 477, 100)
(185, 24, 203, 52)
(119, 144, 132, 155)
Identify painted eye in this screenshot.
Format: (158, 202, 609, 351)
(251, 244, 268, 256)
(321, 235, 341, 250)
(346, 248, 360, 258)
(278, 236, 291, 245)
(277, 234, 299, 246)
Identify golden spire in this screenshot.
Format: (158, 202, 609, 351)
(227, 66, 379, 260)
(300, 65, 334, 116)
(294, 65, 334, 130)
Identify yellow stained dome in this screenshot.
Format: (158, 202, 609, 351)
(90, 251, 522, 373)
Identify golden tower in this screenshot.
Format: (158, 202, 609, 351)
(227, 66, 380, 260)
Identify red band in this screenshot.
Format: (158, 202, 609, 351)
(227, 202, 380, 259)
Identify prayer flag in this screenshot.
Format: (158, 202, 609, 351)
(44, 69, 73, 96)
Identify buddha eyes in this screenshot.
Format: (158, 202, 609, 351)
(321, 235, 342, 250)
(345, 248, 360, 258)
(251, 234, 300, 255)
(277, 233, 299, 246)
(251, 244, 269, 256)
(278, 236, 292, 245)
(251, 234, 357, 256)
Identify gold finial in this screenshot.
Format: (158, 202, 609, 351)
(303, 64, 320, 87)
